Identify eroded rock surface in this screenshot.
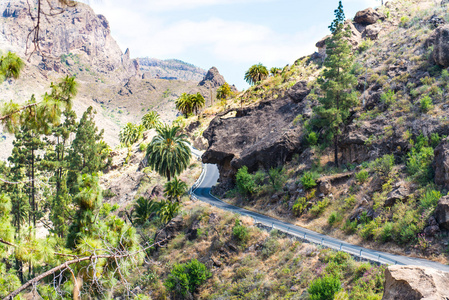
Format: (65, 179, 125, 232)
(435, 195, 449, 230)
(202, 84, 310, 186)
(433, 25, 449, 67)
(382, 265, 449, 300)
(354, 8, 385, 25)
(434, 138, 449, 189)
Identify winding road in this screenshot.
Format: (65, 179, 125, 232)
(190, 148, 449, 272)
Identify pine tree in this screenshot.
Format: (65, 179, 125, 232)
(66, 107, 111, 194)
(312, 1, 358, 167)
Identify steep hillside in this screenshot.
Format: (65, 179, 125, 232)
(193, 0, 449, 265)
(139, 57, 207, 81)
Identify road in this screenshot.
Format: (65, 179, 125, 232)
(190, 148, 449, 272)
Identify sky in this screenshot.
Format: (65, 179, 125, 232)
(82, 0, 380, 90)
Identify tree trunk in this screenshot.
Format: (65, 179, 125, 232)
(334, 134, 339, 167)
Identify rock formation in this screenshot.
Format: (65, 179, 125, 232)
(202, 82, 310, 187)
(198, 67, 227, 88)
(138, 58, 207, 81)
(354, 8, 385, 25)
(435, 195, 449, 230)
(434, 139, 449, 189)
(433, 25, 449, 67)
(382, 265, 449, 300)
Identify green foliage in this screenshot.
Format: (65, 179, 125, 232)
(380, 90, 396, 107)
(371, 154, 394, 178)
(244, 63, 269, 85)
(355, 170, 369, 183)
(407, 134, 434, 184)
(216, 83, 232, 100)
(300, 171, 318, 189)
(133, 197, 159, 225)
(419, 188, 441, 210)
(146, 125, 191, 181)
(236, 166, 256, 196)
(268, 167, 286, 192)
(175, 93, 206, 117)
(232, 219, 249, 243)
(310, 198, 330, 217)
(164, 259, 211, 297)
(419, 95, 433, 113)
(308, 274, 341, 300)
(270, 67, 281, 76)
(312, 1, 358, 167)
(328, 211, 342, 226)
(293, 197, 308, 216)
(164, 178, 188, 202)
(119, 122, 143, 147)
(399, 16, 410, 28)
(306, 131, 319, 146)
(141, 110, 161, 130)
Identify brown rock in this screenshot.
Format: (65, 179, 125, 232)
(435, 195, 449, 230)
(385, 183, 410, 207)
(434, 138, 449, 189)
(365, 24, 382, 40)
(433, 25, 449, 67)
(354, 8, 384, 25)
(382, 265, 449, 300)
(198, 67, 227, 89)
(318, 180, 332, 195)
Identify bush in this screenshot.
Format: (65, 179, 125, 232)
(310, 198, 330, 217)
(308, 274, 341, 300)
(268, 167, 286, 192)
(371, 154, 395, 178)
(293, 197, 308, 216)
(380, 89, 396, 107)
(420, 95, 433, 113)
(300, 171, 318, 189)
(407, 135, 434, 184)
(306, 131, 318, 146)
(232, 219, 249, 243)
(164, 259, 211, 297)
(236, 166, 256, 196)
(328, 211, 342, 226)
(399, 16, 410, 28)
(355, 170, 369, 184)
(139, 142, 147, 152)
(420, 188, 441, 210)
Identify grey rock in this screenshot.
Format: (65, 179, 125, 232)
(433, 25, 449, 67)
(434, 138, 449, 189)
(354, 8, 385, 25)
(365, 24, 382, 40)
(435, 195, 449, 230)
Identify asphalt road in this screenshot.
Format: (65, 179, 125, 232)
(190, 148, 449, 272)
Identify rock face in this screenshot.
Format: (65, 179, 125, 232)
(354, 8, 384, 25)
(435, 195, 449, 230)
(198, 67, 227, 88)
(433, 25, 449, 67)
(434, 138, 449, 189)
(138, 57, 207, 81)
(382, 265, 449, 300)
(202, 84, 310, 186)
(0, 1, 138, 81)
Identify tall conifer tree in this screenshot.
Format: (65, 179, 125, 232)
(312, 1, 358, 167)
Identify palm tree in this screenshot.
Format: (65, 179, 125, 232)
(270, 67, 281, 76)
(142, 110, 161, 130)
(191, 93, 205, 116)
(175, 93, 192, 117)
(146, 125, 191, 181)
(164, 178, 188, 202)
(132, 197, 160, 225)
(119, 123, 142, 147)
(244, 63, 269, 86)
(216, 83, 231, 100)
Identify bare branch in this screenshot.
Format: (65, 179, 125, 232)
(0, 238, 17, 247)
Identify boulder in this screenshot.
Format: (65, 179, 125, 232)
(202, 95, 305, 185)
(424, 216, 440, 237)
(428, 14, 446, 28)
(287, 81, 311, 103)
(435, 195, 449, 230)
(433, 25, 449, 67)
(382, 265, 449, 300)
(354, 8, 384, 25)
(385, 183, 410, 207)
(365, 24, 382, 40)
(434, 138, 449, 189)
(318, 180, 332, 195)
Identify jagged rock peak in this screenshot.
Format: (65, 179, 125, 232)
(198, 67, 226, 88)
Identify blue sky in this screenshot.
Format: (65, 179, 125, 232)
(85, 0, 380, 89)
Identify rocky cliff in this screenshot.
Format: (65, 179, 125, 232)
(139, 58, 206, 81)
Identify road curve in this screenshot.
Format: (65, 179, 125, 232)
(190, 148, 449, 272)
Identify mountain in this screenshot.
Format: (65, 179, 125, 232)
(138, 57, 207, 81)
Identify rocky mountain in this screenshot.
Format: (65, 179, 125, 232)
(138, 57, 206, 81)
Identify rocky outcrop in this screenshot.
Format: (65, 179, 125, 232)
(382, 265, 449, 300)
(435, 195, 449, 230)
(202, 84, 310, 186)
(354, 8, 385, 25)
(385, 182, 410, 207)
(434, 138, 449, 189)
(198, 67, 227, 88)
(433, 25, 449, 67)
(138, 57, 207, 82)
(365, 24, 382, 40)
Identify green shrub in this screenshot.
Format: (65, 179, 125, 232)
(371, 154, 395, 178)
(355, 170, 369, 184)
(328, 211, 342, 226)
(236, 166, 256, 196)
(420, 95, 433, 113)
(300, 171, 319, 189)
(420, 188, 441, 210)
(308, 274, 341, 300)
(139, 142, 147, 152)
(359, 39, 374, 52)
(164, 259, 211, 297)
(342, 219, 358, 234)
(307, 131, 318, 146)
(380, 89, 396, 107)
(268, 167, 286, 192)
(232, 219, 249, 243)
(399, 16, 410, 28)
(310, 198, 330, 217)
(293, 197, 308, 216)
(344, 195, 357, 209)
(379, 222, 393, 243)
(261, 236, 280, 258)
(407, 135, 434, 184)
